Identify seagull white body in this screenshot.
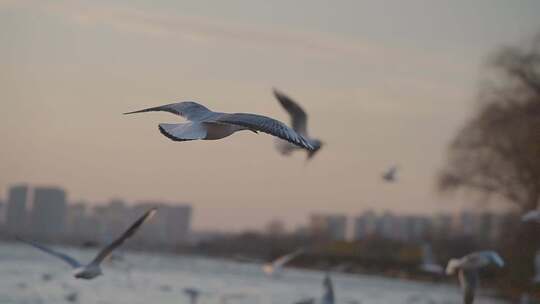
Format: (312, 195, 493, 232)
(263, 249, 304, 277)
(124, 101, 314, 151)
(446, 251, 504, 304)
(272, 89, 323, 159)
(522, 210, 540, 223)
(18, 208, 156, 280)
(419, 243, 444, 275)
(382, 166, 398, 182)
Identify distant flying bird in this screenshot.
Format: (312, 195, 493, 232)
(382, 166, 398, 182)
(272, 89, 323, 159)
(124, 101, 314, 151)
(263, 249, 304, 276)
(522, 210, 540, 223)
(419, 243, 444, 275)
(446, 251, 504, 304)
(18, 208, 156, 280)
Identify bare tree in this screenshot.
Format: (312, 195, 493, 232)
(439, 33, 540, 211)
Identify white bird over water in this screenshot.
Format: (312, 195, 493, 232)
(18, 208, 156, 280)
(419, 243, 444, 275)
(124, 101, 314, 151)
(382, 166, 398, 182)
(263, 248, 304, 277)
(446, 251, 504, 304)
(522, 210, 540, 223)
(272, 89, 324, 159)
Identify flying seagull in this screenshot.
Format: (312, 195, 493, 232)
(446, 251, 504, 304)
(292, 273, 334, 304)
(263, 248, 304, 277)
(18, 208, 156, 280)
(272, 89, 323, 159)
(419, 243, 444, 275)
(382, 166, 398, 182)
(124, 101, 314, 151)
(321, 273, 335, 304)
(522, 210, 540, 223)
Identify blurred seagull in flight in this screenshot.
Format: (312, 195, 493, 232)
(419, 243, 444, 275)
(321, 273, 335, 304)
(272, 89, 323, 159)
(292, 273, 334, 304)
(18, 208, 156, 280)
(124, 101, 314, 151)
(382, 166, 398, 182)
(446, 251, 504, 304)
(522, 210, 540, 223)
(263, 248, 304, 277)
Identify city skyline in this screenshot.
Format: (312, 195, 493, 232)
(0, 184, 192, 247)
(1, 1, 540, 231)
(0, 182, 515, 237)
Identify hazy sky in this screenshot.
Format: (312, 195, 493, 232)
(1, 0, 540, 231)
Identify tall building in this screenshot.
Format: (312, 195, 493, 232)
(95, 200, 129, 244)
(457, 211, 477, 237)
(32, 187, 67, 240)
(432, 213, 452, 238)
(131, 202, 192, 246)
(407, 216, 431, 241)
(160, 204, 192, 244)
(353, 211, 377, 240)
(377, 211, 396, 239)
(66, 202, 100, 241)
(310, 213, 347, 241)
(6, 185, 29, 235)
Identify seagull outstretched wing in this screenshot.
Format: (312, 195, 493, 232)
(124, 102, 213, 121)
(216, 113, 314, 150)
(273, 89, 308, 135)
(272, 249, 304, 268)
(17, 238, 82, 268)
(459, 269, 478, 304)
(90, 208, 157, 265)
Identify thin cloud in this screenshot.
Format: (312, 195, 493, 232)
(4, 0, 460, 75)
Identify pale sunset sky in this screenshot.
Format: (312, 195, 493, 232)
(1, 0, 540, 231)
